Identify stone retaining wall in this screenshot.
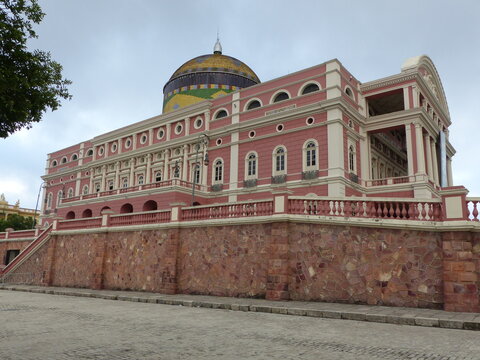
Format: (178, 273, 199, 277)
(4, 222, 479, 312)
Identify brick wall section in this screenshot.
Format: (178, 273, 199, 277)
(2, 242, 49, 285)
(3, 222, 480, 312)
(288, 224, 444, 308)
(102, 229, 178, 293)
(177, 224, 269, 297)
(0, 240, 31, 266)
(266, 222, 290, 300)
(442, 232, 480, 312)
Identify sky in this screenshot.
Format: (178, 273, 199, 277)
(1, 0, 480, 209)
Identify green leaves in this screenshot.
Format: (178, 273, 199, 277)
(0, 0, 71, 138)
(0, 213, 34, 231)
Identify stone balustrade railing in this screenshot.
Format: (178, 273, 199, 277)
(109, 210, 171, 227)
(182, 200, 274, 221)
(465, 197, 480, 221)
(288, 197, 442, 221)
(57, 217, 103, 230)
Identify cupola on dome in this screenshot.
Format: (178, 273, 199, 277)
(163, 39, 260, 113)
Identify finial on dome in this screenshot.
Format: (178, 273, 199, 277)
(213, 31, 222, 54)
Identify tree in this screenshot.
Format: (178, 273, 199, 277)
(0, 0, 71, 138)
(0, 213, 34, 231)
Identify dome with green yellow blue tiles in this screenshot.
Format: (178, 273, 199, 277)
(163, 39, 260, 113)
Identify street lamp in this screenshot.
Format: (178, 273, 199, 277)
(191, 134, 209, 206)
(33, 181, 46, 229)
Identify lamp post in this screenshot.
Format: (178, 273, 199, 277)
(191, 134, 209, 206)
(33, 181, 46, 229)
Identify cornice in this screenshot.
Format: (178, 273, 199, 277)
(360, 72, 417, 92)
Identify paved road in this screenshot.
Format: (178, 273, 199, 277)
(0, 290, 479, 360)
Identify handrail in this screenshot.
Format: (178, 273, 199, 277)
(0, 225, 53, 276)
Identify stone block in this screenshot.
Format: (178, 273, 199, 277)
(365, 313, 387, 323)
(341, 312, 367, 321)
(414, 317, 439, 327)
(322, 310, 342, 319)
(270, 306, 288, 315)
(251, 305, 271, 313)
(438, 319, 464, 329)
(287, 308, 307, 316)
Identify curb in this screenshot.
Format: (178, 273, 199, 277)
(1, 285, 479, 331)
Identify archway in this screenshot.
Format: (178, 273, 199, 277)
(142, 200, 157, 211)
(120, 203, 133, 214)
(82, 209, 92, 218)
(65, 211, 75, 220)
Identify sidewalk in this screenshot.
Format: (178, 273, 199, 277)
(1, 284, 479, 331)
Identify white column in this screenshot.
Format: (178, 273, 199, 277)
(129, 159, 135, 186)
(447, 157, 453, 186)
(405, 124, 414, 176)
(74, 171, 81, 196)
(100, 165, 106, 191)
(327, 109, 345, 197)
(89, 168, 94, 193)
(415, 123, 426, 174)
(403, 87, 410, 110)
(182, 145, 188, 181)
(115, 162, 120, 188)
(164, 150, 170, 179)
(146, 154, 152, 184)
(325, 61, 342, 100)
(431, 140, 439, 185)
(185, 118, 190, 136)
(360, 129, 369, 182)
(424, 134, 433, 180)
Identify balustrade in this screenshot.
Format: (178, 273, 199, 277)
(109, 210, 171, 227)
(57, 217, 102, 230)
(182, 200, 274, 221)
(288, 198, 442, 221)
(465, 198, 480, 221)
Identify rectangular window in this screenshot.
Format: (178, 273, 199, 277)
(248, 159, 256, 176)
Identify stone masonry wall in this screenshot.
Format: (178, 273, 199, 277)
(288, 223, 444, 308)
(3, 221, 480, 312)
(177, 224, 270, 297)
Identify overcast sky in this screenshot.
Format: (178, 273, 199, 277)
(1, 0, 479, 209)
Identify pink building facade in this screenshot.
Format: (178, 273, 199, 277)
(40, 53, 454, 224)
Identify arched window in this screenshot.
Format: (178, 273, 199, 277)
(61, 157, 67, 164)
(67, 188, 74, 198)
(192, 164, 201, 184)
(82, 185, 89, 195)
(51, 160, 57, 167)
(46, 193, 53, 209)
(86, 149, 93, 157)
(143, 200, 157, 211)
(100, 206, 111, 213)
(303, 141, 318, 170)
(246, 99, 261, 110)
(348, 145, 355, 173)
(120, 203, 133, 214)
(108, 180, 114, 190)
(94, 183, 101, 192)
(65, 211, 75, 220)
(345, 86, 354, 99)
(71, 154, 78, 161)
(246, 152, 257, 178)
(82, 209, 92, 218)
(274, 147, 286, 173)
(155, 171, 162, 182)
(137, 175, 144, 185)
(215, 109, 228, 119)
(214, 159, 223, 182)
(122, 178, 128, 188)
(272, 91, 289, 103)
(301, 83, 320, 95)
(56, 190, 63, 206)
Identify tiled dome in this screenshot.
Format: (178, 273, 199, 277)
(163, 40, 260, 113)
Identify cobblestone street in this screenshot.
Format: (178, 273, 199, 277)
(0, 290, 479, 360)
